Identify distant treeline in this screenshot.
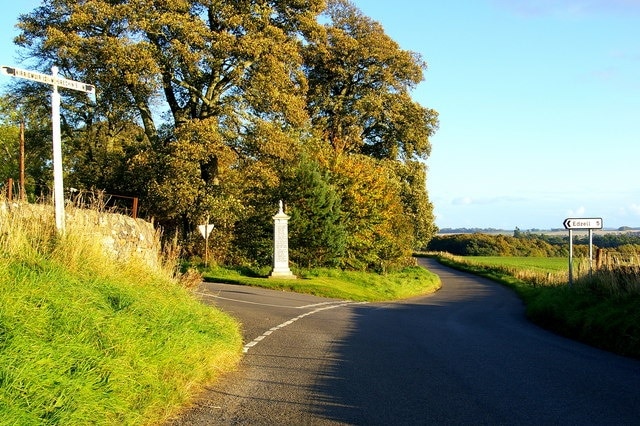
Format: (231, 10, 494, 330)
(426, 231, 640, 257)
(439, 227, 640, 234)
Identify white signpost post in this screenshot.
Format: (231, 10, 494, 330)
(563, 217, 603, 286)
(1, 65, 95, 234)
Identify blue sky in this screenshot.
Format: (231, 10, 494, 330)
(351, 0, 640, 230)
(1, 1, 639, 230)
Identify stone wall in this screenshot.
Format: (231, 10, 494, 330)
(1, 201, 162, 269)
(66, 208, 162, 269)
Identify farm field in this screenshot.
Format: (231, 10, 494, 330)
(431, 254, 573, 286)
(460, 256, 568, 273)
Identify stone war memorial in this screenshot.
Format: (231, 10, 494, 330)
(269, 200, 296, 279)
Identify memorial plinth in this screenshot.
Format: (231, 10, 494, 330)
(269, 201, 296, 279)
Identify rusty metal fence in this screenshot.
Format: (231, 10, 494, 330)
(3, 179, 139, 219)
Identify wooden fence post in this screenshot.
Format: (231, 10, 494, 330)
(596, 248, 603, 270)
(7, 178, 13, 201)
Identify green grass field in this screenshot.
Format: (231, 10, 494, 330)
(428, 253, 572, 287)
(460, 256, 568, 272)
(0, 204, 243, 424)
(202, 265, 441, 302)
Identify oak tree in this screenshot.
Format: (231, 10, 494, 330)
(14, 0, 324, 231)
(302, 0, 440, 249)
(303, 0, 438, 160)
(8, 0, 440, 269)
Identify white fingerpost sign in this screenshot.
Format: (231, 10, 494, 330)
(563, 218, 603, 230)
(1, 65, 95, 234)
(563, 217, 603, 286)
(269, 201, 296, 279)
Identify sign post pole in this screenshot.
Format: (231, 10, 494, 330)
(51, 66, 65, 234)
(1, 65, 95, 235)
(589, 228, 594, 277)
(197, 216, 214, 267)
(568, 229, 574, 286)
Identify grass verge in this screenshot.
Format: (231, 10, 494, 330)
(0, 203, 243, 424)
(201, 264, 441, 302)
(428, 253, 640, 359)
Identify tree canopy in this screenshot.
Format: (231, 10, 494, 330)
(304, 0, 438, 159)
(3, 0, 439, 271)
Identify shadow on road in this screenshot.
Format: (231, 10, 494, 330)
(310, 259, 640, 424)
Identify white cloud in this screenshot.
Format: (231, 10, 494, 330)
(452, 197, 473, 206)
(451, 195, 526, 206)
(590, 67, 618, 82)
(567, 206, 586, 216)
(627, 204, 640, 216)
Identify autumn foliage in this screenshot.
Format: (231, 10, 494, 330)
(2, 0, 439, 271)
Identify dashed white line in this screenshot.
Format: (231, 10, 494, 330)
(195, 293, 303, 308)
(242, 301, 367, 353)
(194, 289, 367, 353)
(195, 292, 354, 310)
(296, 301, 347, 309)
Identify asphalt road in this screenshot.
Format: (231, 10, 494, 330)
(166, 258, 640, 425)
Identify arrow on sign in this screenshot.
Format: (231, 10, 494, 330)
(563, 218, 603, 230)
(1, 65, 95, 94)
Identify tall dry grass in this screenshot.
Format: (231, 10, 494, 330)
(433, 251, 640, 295)
(0, 197, 242, 424)
(575, 265, 640, 297)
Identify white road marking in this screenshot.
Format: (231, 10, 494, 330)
(195, 293, 304, 309)
(195, 289, 367, 353)
(195, 291, 353, 309)
(296, 301, 348, 309)
(242, 301, 368, 353)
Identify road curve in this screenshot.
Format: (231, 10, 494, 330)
(166, 258, 640, 425)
